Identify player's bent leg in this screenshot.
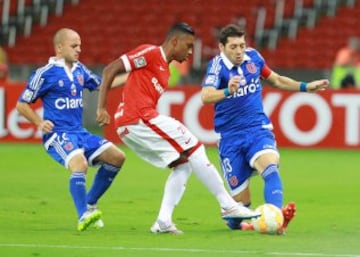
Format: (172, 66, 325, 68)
(151, 162, 192, 233)
(187, 145, 260, 219)
(225, 189, 252, 229)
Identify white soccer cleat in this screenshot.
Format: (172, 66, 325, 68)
(150, 220, 183, 235)
(222, 204, 261, 220)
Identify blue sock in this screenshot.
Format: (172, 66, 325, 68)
(262, 164, 283, 209)
(87, 163, 120, 205)
(69, 172, 87, 218)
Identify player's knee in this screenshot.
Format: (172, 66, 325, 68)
(103, 147, 126, 168)
(68, 154, 89, 172)
(117, 149, 126, 166)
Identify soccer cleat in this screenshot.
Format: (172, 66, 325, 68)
(77, 208, 102, 231)
(225, 218, 255, 231)
(226, 218, 242, 230)
(93, 219, 105, 229)
(240, 222, 254, 231)
(150, 220, 183, 235)
(277, 202, 296, 234)
(86, 204, 104, 229)
(222, 204, 261, 220)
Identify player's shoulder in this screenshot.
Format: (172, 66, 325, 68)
(31, 62, 57, 78)
(245, 47, 261, 57)
(208, 54, 224, 69)
(245, 47, 265, 62)
(75, 61, 91, 73)
(131, 44, 158, 56)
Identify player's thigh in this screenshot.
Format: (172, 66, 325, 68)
(44, 132, 85, 170)
(218, 141, 253, 196)
(247, 129, 279, 171)
(118, 116, 199, 168)
(80, 132, 117, 166)
(95, 144, 125, 167)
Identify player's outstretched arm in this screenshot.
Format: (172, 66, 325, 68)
(305, 79, 329, 92)
(97, 58, 126, 126)
(266, 71, 329, 93)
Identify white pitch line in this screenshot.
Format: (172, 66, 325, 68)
(0, 243, 359, 257)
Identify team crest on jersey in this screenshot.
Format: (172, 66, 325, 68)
(246, 63, 257, 74)
(134, 56, 146, 68)
(77, 74, 84, 86)
(64, 141, 74, 151)
(58, 80, 64, 87)
(70, 84, 77, 96)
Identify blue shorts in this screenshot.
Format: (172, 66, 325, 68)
(43, 130, 113, 169)
(218, 128, 279, 195)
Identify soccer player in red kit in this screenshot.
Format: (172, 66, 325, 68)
(96, 22, 260, 234)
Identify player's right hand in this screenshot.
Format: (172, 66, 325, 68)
(228, 75, 241, 93)
(38, 120, 54, 134)
(96, 108, 111, 126)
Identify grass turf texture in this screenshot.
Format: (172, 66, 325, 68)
(0, 143, 359, 257)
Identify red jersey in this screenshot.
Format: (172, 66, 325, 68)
(114, 44, 170, 126)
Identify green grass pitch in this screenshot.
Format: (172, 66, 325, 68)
(0, 143, 359, 257)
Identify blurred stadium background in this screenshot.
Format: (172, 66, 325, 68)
(1, 0, 359, 139)
(1, 0, 358, 79)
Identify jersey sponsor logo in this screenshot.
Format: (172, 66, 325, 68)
(76, 74, 84, 86)
(246, 63, 257, 74)
(55, 97, 83, 110)
(232, 77, 261, 98)
(151, 77, 164, 94)
(134, 56, 147, 68)
(22, 89, 34, 102)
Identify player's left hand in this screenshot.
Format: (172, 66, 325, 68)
(306, 79, 329, 92)
(96, 108, 111, 126)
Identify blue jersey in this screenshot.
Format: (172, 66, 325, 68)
(19, 57, 101, 132)
(202, 48, 272, 135)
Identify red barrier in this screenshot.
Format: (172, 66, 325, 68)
(2, 83, 360, 148)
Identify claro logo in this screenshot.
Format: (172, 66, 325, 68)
(55, 97, 83, 109)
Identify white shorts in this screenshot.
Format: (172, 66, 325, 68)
(116, 115, 200, 168)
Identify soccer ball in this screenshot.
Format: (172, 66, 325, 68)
(251, 203, 284, 234)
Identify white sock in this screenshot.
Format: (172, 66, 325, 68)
(188, 145, 237, 210)
(157, 162, 192, 224)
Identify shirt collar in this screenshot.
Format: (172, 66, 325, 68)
(48, 57, 79, 70)
(220, 52, 251, 70)
(159, 47, 167, 62)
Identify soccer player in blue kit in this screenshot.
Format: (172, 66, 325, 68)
(201, 24, 329, 234)
(16, 28, 126, 231)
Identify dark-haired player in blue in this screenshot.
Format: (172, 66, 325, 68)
(201, 24, 329, 234)
(16, 28, 126, 231)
